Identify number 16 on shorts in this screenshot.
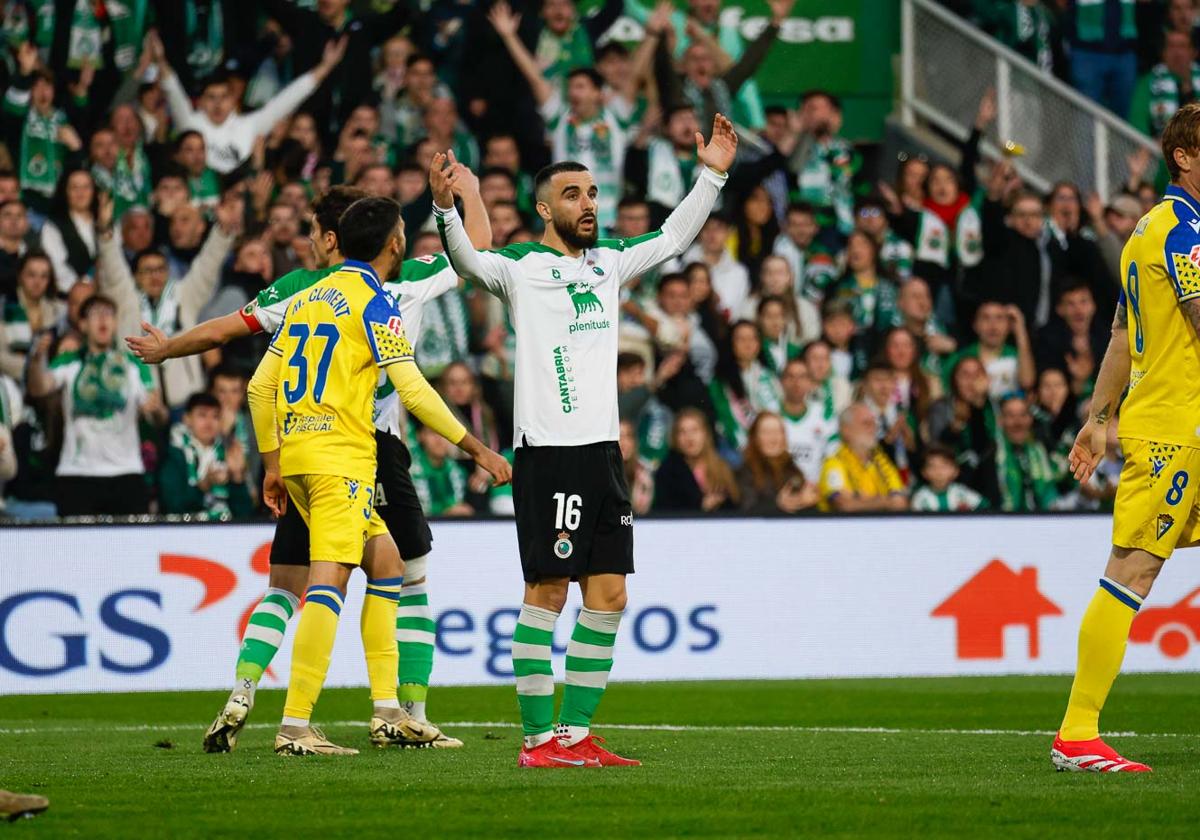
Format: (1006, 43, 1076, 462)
(553, 493, 581, 559)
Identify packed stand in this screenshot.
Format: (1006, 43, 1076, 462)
(0, 0, 1147, 520)
(943, 1, 1200, 141)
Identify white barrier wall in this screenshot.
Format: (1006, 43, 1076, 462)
(2, 516, 1199, 695)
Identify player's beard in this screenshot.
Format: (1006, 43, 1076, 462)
(555, 211, 599, 251)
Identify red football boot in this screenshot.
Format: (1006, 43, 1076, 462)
(1051, 733, 1151, 773)
(564, 735, 641, 767)
(518, 738, 601, 768)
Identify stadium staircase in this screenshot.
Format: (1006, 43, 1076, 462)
(892, 0, 1159, 197)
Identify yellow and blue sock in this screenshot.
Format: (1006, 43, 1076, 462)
(1060, 577, 1144, 742)
(281, 585, 344, 727)
(362, 576, 403, 710)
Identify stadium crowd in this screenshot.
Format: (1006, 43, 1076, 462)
(0, 0, 1163, 521)
(946, 0, 1200, 138)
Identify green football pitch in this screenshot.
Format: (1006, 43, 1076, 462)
(3, 675, 1200, 837)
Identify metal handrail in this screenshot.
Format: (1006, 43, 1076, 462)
(901, 0, 1160, 197)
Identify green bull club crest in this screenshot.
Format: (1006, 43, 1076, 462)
(566, 282, 604, 319)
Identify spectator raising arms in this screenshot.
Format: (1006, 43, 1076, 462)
(158, 33, 347, 173)
(97, 193, 239, 409)
(26, 295, 167, 517)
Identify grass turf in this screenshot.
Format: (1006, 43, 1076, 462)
(2, 675, 1200, 837)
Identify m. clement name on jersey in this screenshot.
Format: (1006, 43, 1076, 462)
(289, 286, 352, 318)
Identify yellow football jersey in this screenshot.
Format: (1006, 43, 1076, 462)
(268, 260, 414, 483)
(1119, 185, 1200, 447)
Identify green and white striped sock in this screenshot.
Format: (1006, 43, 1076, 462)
(234, 587, 299, 689)
(396, 576, 436, 721)
(513, 603, 560, 749)
(558, 608, 622, 746)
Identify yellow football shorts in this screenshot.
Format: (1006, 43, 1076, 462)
(1113, 438, 1200, 557)
(284, 474, 388, 565)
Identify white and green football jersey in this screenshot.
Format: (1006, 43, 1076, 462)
(434, 167, 727, 448)
(781, 405, 839, 485)
(242, 254, 459, 437)
(539, 90, 635, 232)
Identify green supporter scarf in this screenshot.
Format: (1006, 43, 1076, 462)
(1145, 63, 1200, 138)
(94, 144, 152, 218)
(414, 292, 471, 379)
(996, 435, 1057, 512)
(66, 0, 104, 70)
(535, 23, 594, 90)
(795, 137, 858, 235)
(21, 108, 68, 200)
(3, 2, 31, 50)
(1074, 0, 1135, 43)
(72, 349, 129, 420)
(412, 448, 466, 515)
(108, 0, 149, 72)
(28, 0, 54, 50)
(186, 0, 225, 82)
(170, 423, 232, 516)
(830, 273, 898, 332)
(188, 168, 222, 208)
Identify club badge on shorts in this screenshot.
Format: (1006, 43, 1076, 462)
(553, 531, 574, 559)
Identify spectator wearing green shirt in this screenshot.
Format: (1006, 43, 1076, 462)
(159, 392, 252, 519)
(942, 300, 1036, 400)
(973, 0, 1062, 76)
(994, 394, 1060, 512)
(1129, 31, 1200, 138)
(411, 422, 473, 517)
(827, 231, 900, 335)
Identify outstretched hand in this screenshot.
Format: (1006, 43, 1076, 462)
(696, 113, 738, 174)
(125, 321, 169, 365)
(263, 470, 288, 518)
(429, 150, 461, 209)
(1068, 420, 1106, 484)
(448, 153, 479, 199)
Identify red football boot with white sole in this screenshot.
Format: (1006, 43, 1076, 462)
(564, 735, 641, 767)
(1051, 733, 1151, 773)
(518, 738, 601, 768)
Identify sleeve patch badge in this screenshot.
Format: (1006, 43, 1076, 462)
(371, 321, 414, 362)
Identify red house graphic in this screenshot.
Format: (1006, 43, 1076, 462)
(932, 559, 1062, 659)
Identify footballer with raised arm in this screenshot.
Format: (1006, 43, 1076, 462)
(131, 176, 491, 753)
(247, 195, 511, 755)
(429, 115, 737, 768)
(1054, 103, 1200, 773)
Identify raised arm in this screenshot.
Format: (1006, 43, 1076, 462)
(127, 310, 252, 364)
(26, 333, 59, 398)
(722, 1, 790, 93)
(614, 113, 736, 280)
(488, 2, 554, 107)
(447, 155, 493, 251)
(177, 201, 240, 322)
(248, 38, 345, 136)
(156, 43, 198, 131)
(96, 198, 143, 341)
(429, 152, 515, 297)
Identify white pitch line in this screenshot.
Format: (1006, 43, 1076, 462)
(0, 720, 1197, 739)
